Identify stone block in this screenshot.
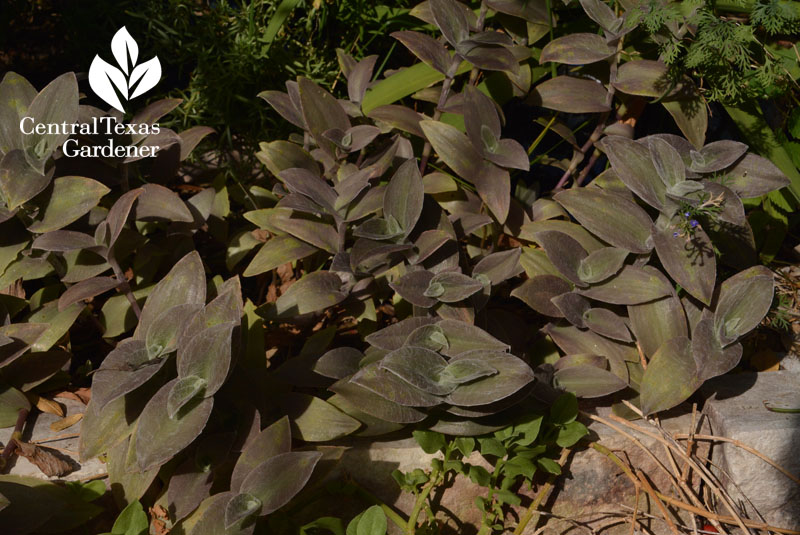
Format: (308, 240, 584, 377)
(702, 371, 800, 530)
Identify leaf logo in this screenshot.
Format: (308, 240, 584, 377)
(88, 27, 162, 113)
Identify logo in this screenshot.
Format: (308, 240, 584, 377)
(89, 27, 161, 113)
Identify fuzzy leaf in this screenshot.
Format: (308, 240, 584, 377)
(392, 31, 451, 75)
(724, 154, 790, 198)
(445, 351, 534, 406)
(628, 294, 687, 358)
(692, 318, 743, 382)
(283, 393, 362, 441)
(178, 322, 235, 396)
(425, 272, 483, 302)
(583, 308, 632, 342)
(689, 140, 747, 173)
(298, 77, 350, 156)
(438, 319, 509, 356)
(135, 378, 214, 471)
(713, 266, 773, 344)
(511, 275, 571, 317)
(239, 451, 322, 515)
(243, 235, 317, 277)
(0, 150, 53, 210)
(132, 183, 193, 222)
(597, 136, 666, 210)
(639, 337, 700, 415)
(28, 176, 110, 233)
(365, 317, 438, 351)
(385, 159, 424, 236)
(314, 347, 364, 380)
(23, 73, 78, 163)
(555, 188, 653, 253)
(135, 251, 206, 339)
(167, 375, 208, 418)
(534, 230, 588, 286)
(577, 266, 672, 305)
(578, 247, 628, 284)
(554, 364, 628, 398)
(529, 76, 610, 113)
(379, 346, 451, 395)
(351, 362, 441, 407)
(652, 223, 715, 305)
(231, 416, 292, 492)
(430, 0, 469, 46)
(261, 272, 346, 319)
(391, 270, 437, 308)
(540, 33, 616, 65)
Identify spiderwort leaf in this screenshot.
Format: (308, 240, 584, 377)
(385, 159, 424, 237)
(136, 379, 214, 471)
(577, 265, 673, 305)
(554, 364, 628, 398)
(365, 317, 438, 351)
(57, 276, 120, 311)
(430, 0, 469, 46)
(582, 307, 632, 342)
(404, 324, 449, 352)
(0, 150, 54, 210)
(28, 176, 110, 233)
(231, 416, 292, 492)
(445, 351, 534, 406)
(379, 346, 451, 395)
(578, 247, 629, 284)
(535, 230, 589, 286)
(135, 251, 206, 339)
(649, 137, 686, 187)
(145, 303, 202, 358)
(223, 493, 262, 530)
(692, 318, 743, 382)
(437, 319, 509, 356)
(132, 183, 193, 222)
(419, 120, 483, 183)
(391, 31, 452, 75)
(529, 76, 610, 114)
(439, 359, 498, 385)
(238, 451, 322, 516)
(724, 154, 790, 198)
(551, 292, 590, 328)
(689, 140, 748, 174)
(298, 77, 350, 156)
(554, 188, 653, 253)
(473, 248, 522, 285)
(464, 85, 501, 153)
(628, 293, 688, 358)
(511, 275, 571, 317)
(579, 0, 622, 32)
(425, 272, 484, 302)
(0, 72, 37, 156)
(652, 223, 715, 305)
(540, 33, 616, 65)
(167, 375, 208, 419)
(640, 337, 700, 415)
(713, 266, 774, 344)
(314, 347, 364, 380)
(90, 339, 166, 410)
(178, 322, 235, 396)
(261, 272, 346, 319)
(597, 136, 667, 210)
(351, 362, 441, 407)
(23, 72, 79, 163)
(390, 270, 437, 307)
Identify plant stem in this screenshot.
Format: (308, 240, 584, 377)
(407, 469, 440, 533)
(512, 448, 570, 535)
(0, 408, 29, 473)
(107, 251, 141, 319)
(545, 0, 557, 78)
(419, 58, 458, 174)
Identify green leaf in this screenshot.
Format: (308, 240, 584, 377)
(454, 437, 475, 456)
(536, 456, 562, 475)
(613, 60, 677, 98)
(90, 339, 167, 410)
(362, 61, 471, 114)
(110, 500, 148, 535)
(662, 97, 707, 150)
(628, 294, 687, 359)
(439, 359, 498, 385)
(27, 176, 110, 233)
(639, 337, 700, 415)
(554, 364, 628, 398)
(468, 465, 491, 486)
(425, 272, 484, 303)
(413, 430, 447, 454)
(438, 319, 509, 356)
(550, 393, 578, 425)
(556, 421, 588, 447)
(355, 505, 387, 535)
(0, 72, 37, 155)
(298, 77, 350, 156)
(479, 437, 506, 457)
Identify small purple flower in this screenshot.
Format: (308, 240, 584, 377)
(673, 231, 679, 237)
(684, 212, 691, 218)
(690, 219, 699, 228)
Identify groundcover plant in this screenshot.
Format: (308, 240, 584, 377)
(0, 0, 797, 533)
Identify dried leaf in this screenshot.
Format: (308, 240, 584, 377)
(49, 412, 83, 432)
(15, 441, 73, 477)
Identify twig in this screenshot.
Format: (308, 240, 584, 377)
(636, 469, 680, 535)
(589, 443, 800, 535)
(673, 434, 800, 487)
(513, 448, 571, 535)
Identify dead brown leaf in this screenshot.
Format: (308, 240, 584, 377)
(49, 413, 83, 432)
(53, 387, 91, 405)
(149, 504, 170, 535)
(15, 441, 73, 477)
(34, 396, 65, 417)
